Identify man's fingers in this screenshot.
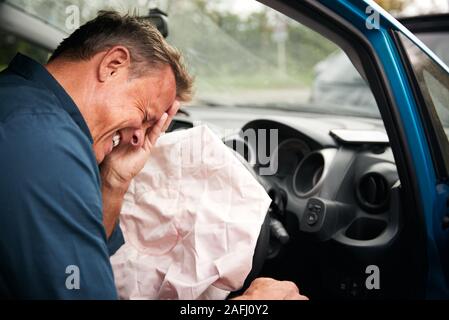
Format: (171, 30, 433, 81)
(143, 103, 176, 152)
(167, 100, 181, 116)
(146, 112, 168, 150)
(162, 101, 181, 132)
(162, 114, 173, 133)
(285, 292, 309, 300)
(235, 277, 307, 300)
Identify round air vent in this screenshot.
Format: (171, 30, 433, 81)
(293, 152, 325, 196)
(356, 172, 390, 213)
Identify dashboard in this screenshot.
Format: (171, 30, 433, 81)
(226, 119, 400, 248)
(169, 106, 418, 299)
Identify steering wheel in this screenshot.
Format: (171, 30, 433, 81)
(229, 150, 289, 293)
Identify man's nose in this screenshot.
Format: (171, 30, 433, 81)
(131, 129, 145, 147)
(120, 128, 145, 148)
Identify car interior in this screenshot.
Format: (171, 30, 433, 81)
(0, 0, 430, 299)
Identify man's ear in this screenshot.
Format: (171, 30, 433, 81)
(98, 46, 131, 82)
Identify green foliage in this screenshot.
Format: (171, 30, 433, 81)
(167, 0, 338, 92)
(1, 0, 339, 95)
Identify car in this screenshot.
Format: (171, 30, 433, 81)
(1, 0, 449, 300)
(312, 12, 449, 130)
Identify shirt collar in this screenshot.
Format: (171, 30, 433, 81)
(7, 53, 93, 143)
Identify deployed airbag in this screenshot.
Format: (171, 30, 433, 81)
(110, 125, 271, 300)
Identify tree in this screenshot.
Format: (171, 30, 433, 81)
(374, 0, 406, 12)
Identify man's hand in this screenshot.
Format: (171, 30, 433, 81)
(101, 101, 180, 237)
(232, 278, 309, 300)
(101, 113, 168, 189)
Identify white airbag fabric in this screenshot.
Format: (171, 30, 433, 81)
(110, 125, 271, 300)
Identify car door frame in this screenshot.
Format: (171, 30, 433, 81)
(390, 27, 449, 298)
(261, 0, 449, 298)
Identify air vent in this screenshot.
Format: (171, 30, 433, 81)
(356, 173, 390, 213)
(293, 152, 325, 196)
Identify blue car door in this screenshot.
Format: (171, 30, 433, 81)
(311, 0, 449, 298)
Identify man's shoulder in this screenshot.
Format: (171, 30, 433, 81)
(0, 95, 102, 221)
(1, 106, 93, 159)
(0, 69, 62, 122)
(0, 70, 90, 148)
(0, 69, 98, 185)
(1, 110, 98, 177)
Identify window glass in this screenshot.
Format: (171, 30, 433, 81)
(0, 30, 50, 71)
(2, 0, 381, 119)
(398, 32, 449, 139)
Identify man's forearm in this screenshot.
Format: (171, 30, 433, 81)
(101, 178, 128, 238)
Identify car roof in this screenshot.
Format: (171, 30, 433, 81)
(399, 13, 449, 33)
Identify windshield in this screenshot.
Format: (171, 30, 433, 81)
(2, 0, 380, 118)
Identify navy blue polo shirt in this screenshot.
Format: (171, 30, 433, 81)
(0, 54, 124, 299)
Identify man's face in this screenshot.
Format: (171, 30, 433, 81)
(91, 65, 177, 163)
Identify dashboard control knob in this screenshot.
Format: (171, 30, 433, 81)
(306, 211, 319, 226)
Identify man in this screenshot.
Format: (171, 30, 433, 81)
(0, 11, 307, 300)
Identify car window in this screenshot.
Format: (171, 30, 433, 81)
(398, 32, 449, 138)
(2, 0, 381, 120)
(416, 32, 449, 68)
(0, 30, 50, 72)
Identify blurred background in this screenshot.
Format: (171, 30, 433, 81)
(1, 0, 448, 114)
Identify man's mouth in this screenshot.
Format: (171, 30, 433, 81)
(112, 132, 121, 148)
